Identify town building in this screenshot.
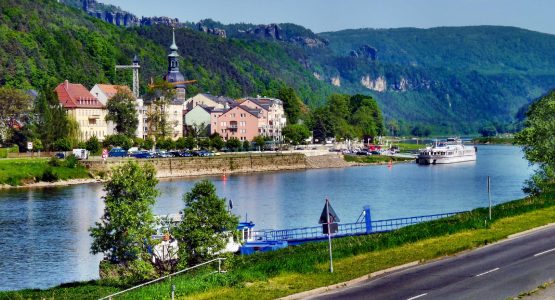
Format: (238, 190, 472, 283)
(238, 97, 286, 140)
(55, 80, 108, 141)
(184, 105, 212, 136)
(184, 93, 235, 111)
(211, 105, 261, 141)
(90, 84, 147, 138)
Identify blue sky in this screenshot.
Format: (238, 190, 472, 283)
(100, 0, 555, 34)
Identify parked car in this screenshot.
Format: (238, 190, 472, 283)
(131, 151, 154, 159)
(370, 150, 381, 155)
(356, 150, 371, 156)
(54, 152, 65, 159)
(108, 147, 127, 157)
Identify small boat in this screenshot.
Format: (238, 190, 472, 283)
(416, 138, 476, 165)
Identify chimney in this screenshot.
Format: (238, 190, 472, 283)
(65, 80, 69, 89)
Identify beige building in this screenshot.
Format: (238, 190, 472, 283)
(55, 80, 108, 141)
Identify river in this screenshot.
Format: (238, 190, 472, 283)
(0, 145, 533, 291)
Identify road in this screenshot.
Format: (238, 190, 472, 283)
(308, 225, 555, 300)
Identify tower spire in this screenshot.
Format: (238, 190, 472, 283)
(170, 27, 178, 51)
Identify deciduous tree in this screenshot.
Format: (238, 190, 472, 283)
(106, 88, 138, 138)
(174, 180, 239, 266)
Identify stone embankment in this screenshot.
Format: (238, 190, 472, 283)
(83, 153, 352, 178)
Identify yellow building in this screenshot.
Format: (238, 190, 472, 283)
(55, 80, 108, 141)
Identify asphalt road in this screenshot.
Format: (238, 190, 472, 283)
(308, 225, 555, 300)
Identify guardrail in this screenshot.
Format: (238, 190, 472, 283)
(254, 211, 465, 243)
(98, 257, 226, 300)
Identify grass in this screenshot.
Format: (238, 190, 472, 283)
(392, 142, 424, 152)
(4, 187, 555, 300)
(344, 155, 414, 164)
(0, 146, 19, 158)
(0, 158, 91, 186)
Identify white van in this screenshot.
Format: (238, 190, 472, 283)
(72, 149, 89, 160)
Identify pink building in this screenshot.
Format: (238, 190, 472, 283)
(238, 97, 286, 140)
(211, 105, 261, 141)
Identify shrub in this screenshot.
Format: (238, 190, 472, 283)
(65, 154, 78, 169)
(53, 138, 72, 151)
(48, 156, 62, 167)
(41, 167, 58, 182)
(85, 136, 102, 155)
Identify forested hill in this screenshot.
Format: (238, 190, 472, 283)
(0, 0, 331, 106)
(314, 26, 555, 133)
(4, 0, 555, 134)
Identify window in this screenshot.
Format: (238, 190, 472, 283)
(241, 129, 246, 134)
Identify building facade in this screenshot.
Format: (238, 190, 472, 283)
(55, 80, 108, 141)
(211, 105, 261, 141)
(238, 97, 286, 140)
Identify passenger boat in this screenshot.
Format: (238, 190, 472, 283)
(416, 138, 476, 165)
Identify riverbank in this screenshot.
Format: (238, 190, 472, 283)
(472, 136, 515, 144)
(0, 153, 362, 189)
(3, 185, 554, 300)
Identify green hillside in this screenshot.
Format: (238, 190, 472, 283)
(3, 0, 555, 134)
(0, 0, 331, 105)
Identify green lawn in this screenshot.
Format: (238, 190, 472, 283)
(5, 186, 555, 300)
(0, 158, 91, 186)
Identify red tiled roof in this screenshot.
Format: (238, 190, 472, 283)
(55, 80, 104, 109)
(96, 84, 131, 99)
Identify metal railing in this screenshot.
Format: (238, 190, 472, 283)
(253, 211, 465, 243)
(98, 257, 226, 300)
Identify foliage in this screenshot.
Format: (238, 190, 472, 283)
(89, 161, 159, 264)
(34, 87, 73, 150)
(515, 90, 555, 194)
(225, 137, 241, 151)
(106, 88, 139, 137)
(142, 137, 155, 150)
(184, 135, 197, 150)
(85, 136, 102, 155)
(210, 134, 225, 151)
(0, 145, 18, 158)
(156, 138, 175, 150)
(53, 138, 72, 151)
(197, 137, 210, 150)
(0, 87, 31, 141)
(277, 86, 304, 124)
(103, 134, 133, 150)
(252, 135, 266, 149)
(65, 154, 78, 168)
(242, 140, 251, 151)
(145, 81, 176, 139)
(174, 180, 239, 267)
(282, 124, 310, 145)
(479, 125, 498, 137)
(175, 137, 186, 150)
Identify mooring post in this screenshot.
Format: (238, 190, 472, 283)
(171, 284, 175, 300)
(364, 205, 372, 233)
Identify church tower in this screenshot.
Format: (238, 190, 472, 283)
(163, 28, 186, 101)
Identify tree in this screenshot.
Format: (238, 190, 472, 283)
(310, 107, 334, 143)
(210, 133, 225, 151)
(142, 137, 155, 150)
(225, 137, 241, 151)
(253, 135, 266, 150)
(197, 137, 210, 149)
(387, 119, 400, 136)
(103, 134, 133, 150)
(0, 87, 31, 141)
(89, 162, 159, 263)
(515, 90, 555, 193)
(479, 125, 497, 137)
(34, 87, 71, 150)
(106, 88, 138, 137)
(174, 180, 239, 266)
(282, 124, 310, 145)
(242, 140, 251, 152)
(278, 86, 304, 124)
(145, 81, 176, 139)
(85, 136, 102, 155)
(175, 137, 186, 149)
(184, 135, 197, 150)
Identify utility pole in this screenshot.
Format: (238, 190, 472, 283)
(488, 176, 492, 220)
(115, 55, 140, 98)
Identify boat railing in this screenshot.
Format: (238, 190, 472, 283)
(251, 211, 465, 243)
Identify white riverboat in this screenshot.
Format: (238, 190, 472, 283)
(416, 138, 476, 165)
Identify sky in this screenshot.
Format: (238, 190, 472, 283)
(100, 0, 555, 35)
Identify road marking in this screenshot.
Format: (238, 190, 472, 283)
(407, 293, 428, 300)
(475, 267, 500, 277)
(534, 248, 555, 257)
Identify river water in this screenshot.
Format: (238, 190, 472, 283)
(0, 145, 533, 291)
